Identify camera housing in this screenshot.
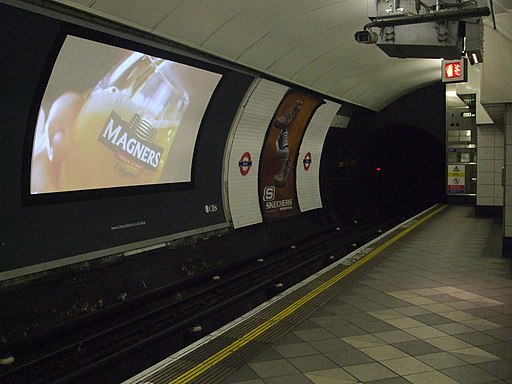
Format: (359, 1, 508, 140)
(354, 30, 379, 44)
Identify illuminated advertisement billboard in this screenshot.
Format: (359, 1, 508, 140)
(259, 90, 324, 221)
(31, 35, 222, 194)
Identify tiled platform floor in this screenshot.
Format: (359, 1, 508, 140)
(221, 206, 512, 384)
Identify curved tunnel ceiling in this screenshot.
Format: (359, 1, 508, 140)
(54, 0, 463, 111)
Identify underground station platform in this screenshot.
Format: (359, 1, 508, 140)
(122, 205, 512, 384)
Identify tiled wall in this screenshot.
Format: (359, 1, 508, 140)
(505, 104, 512, 237)
(477, 121, 504, 207)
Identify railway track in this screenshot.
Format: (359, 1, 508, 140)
(0, 206, 421, 384)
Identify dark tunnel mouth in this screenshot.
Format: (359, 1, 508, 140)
(323, 122, 446, 220)
(366, 123, 446, 207)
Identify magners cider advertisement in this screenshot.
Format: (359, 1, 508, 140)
(259, 90, 324, 221)
(30, 35, 222, 194)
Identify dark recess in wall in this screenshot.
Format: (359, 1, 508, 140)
(321, 82, 446, 221)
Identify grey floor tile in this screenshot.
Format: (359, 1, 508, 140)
(441, 364, 500, 383)
(357, 321, 398, 333)
(341, 312, 383, 324)
(392, 340, 443, 356)
(465, 307, 504, 319)
(294, 319, 327, 331)
(344, 362, 398, 382)
(326, 348, 376, 366)
(415, 351, 468, 369)
(376, 298, 412, 309)
(440, 310, 480, 322)
(325, 324, 367, 338)
(342, 334, 387, 349)
(493, 305, 512, 315)
(262, 373, 314, 384)
(368, 309, 408, 321)
(461, 319, 503, 332)
(401, 296, 438, 306)
(403, 325, 449, 340)
(477, 298, 508, 308)
(433, 322, 477, 335)
(359, 345, 410, 361)
(480, 343, 512, 359)
(251, 347, 285, 362)
(304, 367, 359, 383)
(273, 333, 307, 345)
(489, 316, 512, 327)
(390, 282, 423, 290)
(307, 338, 355, 353)
(273, 342, 320, 358)
(351, 286, 382, 296)
(310, 308, 342, 317)
(310, 315, 350, 328)
(422, 303, 461, 313)
(485, 328, 512, 342)
(475, 359, 512, 380)
(325, 304, 362, 316)
(411, 288, 443, 297)
(404, 369, 461, 383)
(380, 356, 434, 376)
(223, 380, 265, 384)
(446, 300, 483, 310)
(405, 371, 461, 384)
(222, 364, 262, 383)
(450, 346, 501, 364)
(373, 329, 418, 344)
(432, 287, 462, 295)
(293, 328, 337, 342)
(288, 354, 339, 373)
(340, 295, 373, 305)
(353, 301, 389, 312)
(248, 359, 300, 378)
(384, 317, 425, 329)
(412, 313, 453, 326)
(366, 377, 411, 384)
(454, 332, 502, 346)
(425, 335, 474, 351)
(361, 281, 400, 293)
(395, 306, 433, 317)
(429, 294, 462, 303)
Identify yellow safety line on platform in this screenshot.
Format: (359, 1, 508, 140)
(168, 204, 448, 384)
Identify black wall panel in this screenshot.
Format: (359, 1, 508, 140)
(0, 4, 254, 274)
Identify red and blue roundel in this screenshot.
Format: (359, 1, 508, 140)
(303, 152, 312, 171)
(239, 152, 252, 176)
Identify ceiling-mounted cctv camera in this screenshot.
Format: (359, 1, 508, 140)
(354, 30, 379, 44)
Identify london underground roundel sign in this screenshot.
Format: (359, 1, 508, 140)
(303, 152, 312, 171)
(239, 152, 252, 176)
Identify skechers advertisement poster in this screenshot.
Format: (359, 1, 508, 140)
(259, 90, 324, 221)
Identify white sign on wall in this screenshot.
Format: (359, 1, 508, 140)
(296, 100, 342, 212)
(226, 79, 288, 228)
(447, 164, 465, 193)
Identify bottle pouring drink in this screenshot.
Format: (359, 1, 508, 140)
(60, 52, 190, 191)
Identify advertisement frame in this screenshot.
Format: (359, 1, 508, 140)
(258, 89, 325, 221)
(21, 23, 228, 206)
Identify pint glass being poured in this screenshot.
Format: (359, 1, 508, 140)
(61, 52, 190, 190)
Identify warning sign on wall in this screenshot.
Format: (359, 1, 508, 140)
(447, 164, 465, 193)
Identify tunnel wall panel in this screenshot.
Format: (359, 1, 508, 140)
(227, 79, 289, 228)
(297, 100, 341, 212)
